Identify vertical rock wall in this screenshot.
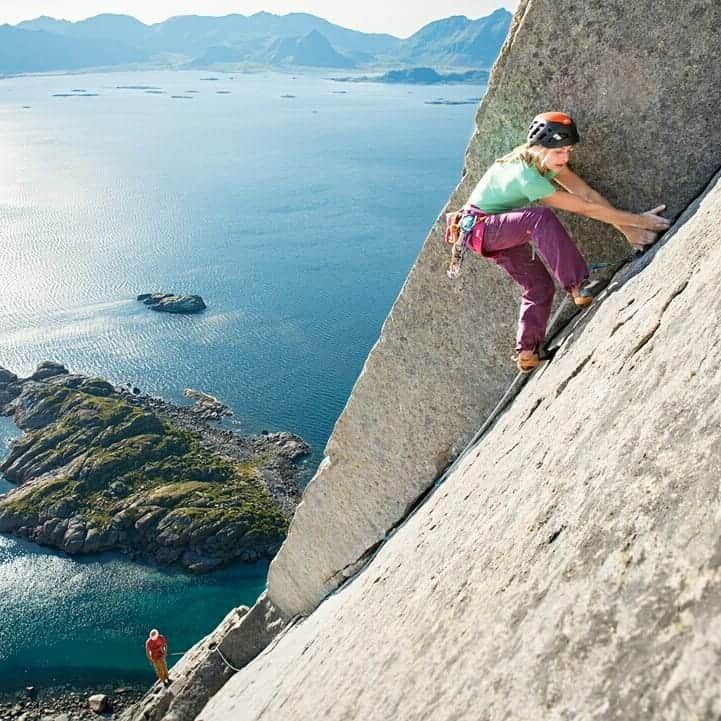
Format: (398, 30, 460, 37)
(267, 0, 721, 617)
(199, 170, 721, 721)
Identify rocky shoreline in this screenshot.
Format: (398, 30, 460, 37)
(131, 387, 308, 518)
(0, 362, 311, 572)
(0, 685, 145, 721)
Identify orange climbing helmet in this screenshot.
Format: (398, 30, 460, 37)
(527, 111, 579, 148)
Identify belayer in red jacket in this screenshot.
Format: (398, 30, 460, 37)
(145, 628, 171, 687)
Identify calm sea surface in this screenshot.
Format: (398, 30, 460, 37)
(0, 69, 481, 690)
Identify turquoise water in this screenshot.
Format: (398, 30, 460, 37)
(0, 532, 268, 689)
(0, 69, 481, 690)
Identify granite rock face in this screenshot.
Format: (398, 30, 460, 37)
(266, 0, 721, 617)
(116, 4, 721, 718)
(197, 169, 721, 721)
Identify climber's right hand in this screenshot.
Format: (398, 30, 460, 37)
(636, 205, 671, 231)
(619, 225, 659, 251)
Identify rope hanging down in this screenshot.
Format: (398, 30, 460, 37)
(210, 614, 303, 673)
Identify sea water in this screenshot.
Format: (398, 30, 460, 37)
(0, 69, 482, 689)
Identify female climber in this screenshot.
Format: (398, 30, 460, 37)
(459, 111, 671, 372)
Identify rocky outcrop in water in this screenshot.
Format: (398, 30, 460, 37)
(0, 362, 309, 571)
(137, 293, 207, 313)
(331, 68, 490, 84)
(182, 389, 231, 421)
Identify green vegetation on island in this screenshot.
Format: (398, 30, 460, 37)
(0, 362, 310, 572)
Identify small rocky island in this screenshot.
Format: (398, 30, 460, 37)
(330, 67, 490, 85)
(137, 293, 206, 313)
(0, 362, 310, 572)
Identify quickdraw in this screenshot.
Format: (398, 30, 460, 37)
(444, 205, 486, 280)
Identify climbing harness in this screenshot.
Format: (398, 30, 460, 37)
(444, 205, 486, 279)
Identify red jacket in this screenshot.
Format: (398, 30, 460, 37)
(145, 635, 167, 660)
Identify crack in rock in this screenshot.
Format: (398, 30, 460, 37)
(522, 396, 545, 425)
(325, 540, 383, 589)
(610, 303, 638, 337)
(547, 525, 566, 545)
(630, 279, 690, 356)
(555, 354, 594, 399)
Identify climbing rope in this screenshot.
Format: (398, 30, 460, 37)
(212, 644, 246, 673)
(211, 614, 304, 672)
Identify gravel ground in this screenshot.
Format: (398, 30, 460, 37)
(0, 684, 146, 721)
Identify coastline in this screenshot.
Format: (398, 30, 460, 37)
(0, 68, 484, 710)
(0, 364, 287, 702)
(0, 362, 311, 571)
(0, 683, 146, 721)
(0, 63, 485, 85)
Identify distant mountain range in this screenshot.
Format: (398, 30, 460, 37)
(395, 11, 511, 68)
(0, 8, 511, 75)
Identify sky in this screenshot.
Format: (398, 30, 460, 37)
(0, 0, 517, 38)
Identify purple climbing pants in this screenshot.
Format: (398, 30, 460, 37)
(481, 206, 589, 352)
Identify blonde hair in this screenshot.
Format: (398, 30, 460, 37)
(498, 142, 545, 172)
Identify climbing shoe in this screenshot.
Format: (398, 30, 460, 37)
(515, 349, 541, 373)
(570, 282, 593, 307)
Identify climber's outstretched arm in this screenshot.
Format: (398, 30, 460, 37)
(548, 166, 670, 250)
(552, 166, 613, 206)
